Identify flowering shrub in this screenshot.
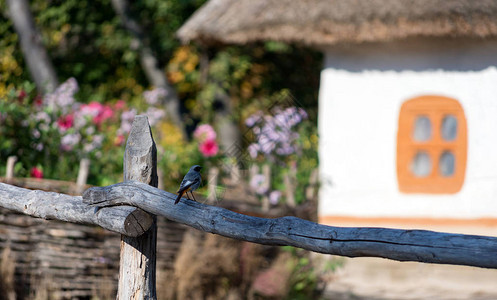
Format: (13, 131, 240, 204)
(0, 79, 166, 185)
(244, 104, 317, 205)
(1, 79, 318, 206)
(246, 106, 308, 161)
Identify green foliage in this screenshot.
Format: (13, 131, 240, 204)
(0, 0, 207, 101)
(168, 43, 321, 205)
(0, 0, 321, 199)
(0, 78, 168, 185)
(282, 246, 345, 299)
(168, 43, 321, 125)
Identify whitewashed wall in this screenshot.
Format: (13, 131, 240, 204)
(318, 39, 497, 220)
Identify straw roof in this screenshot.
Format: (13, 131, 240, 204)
(177, 0, 497, 47)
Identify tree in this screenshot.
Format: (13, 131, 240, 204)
(6, 0, 58, 93)
(110, 0, 186, 138)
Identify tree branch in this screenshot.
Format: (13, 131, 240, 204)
(83, 181, 497, 269)
(6, 0, 58, 93)
(0, 182, 153, 237)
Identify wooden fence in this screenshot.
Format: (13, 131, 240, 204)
(1, 115, 497, 299)
(0, 206, 187, 298)
(2, 156, 91, 195)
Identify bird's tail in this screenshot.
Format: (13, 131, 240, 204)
(174, 190, 186, 205)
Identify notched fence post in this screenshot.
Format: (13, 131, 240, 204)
(118, 115, 158, 300)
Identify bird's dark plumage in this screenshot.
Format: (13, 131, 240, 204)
(175, 165, 202, 204)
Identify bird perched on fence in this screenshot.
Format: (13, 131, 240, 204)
(175, 165, 202, 204)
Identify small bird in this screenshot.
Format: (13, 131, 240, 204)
(175, 165, 202, 204)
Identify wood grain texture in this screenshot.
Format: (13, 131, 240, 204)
(0, 182, 152, 237)
(84, 180, 497, 269)
(118, 115, 158, 300)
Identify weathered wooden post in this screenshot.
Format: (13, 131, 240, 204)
(261, 164, 270, 211)
(5, 156, 17, 181)
(118, 115, 158, 299)
(207, 167, 219, 203)
(76, 158, 90, 194)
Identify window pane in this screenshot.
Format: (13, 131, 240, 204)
(412, 116, 432, 142)
(439, 151, 455, 176)
(410, 151, 432, 177)
(441, 115, 458, 141)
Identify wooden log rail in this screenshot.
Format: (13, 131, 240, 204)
(5, 179, 496, 270)
(81, 180, 497, 269)
(0, 182, 152, 237)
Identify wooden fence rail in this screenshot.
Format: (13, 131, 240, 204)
(0, 183, 152, 237)
(82, 180, 497, 269)
(1, 115, 497, 299)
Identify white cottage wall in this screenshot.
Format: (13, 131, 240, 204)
(318, 38, 497, 221)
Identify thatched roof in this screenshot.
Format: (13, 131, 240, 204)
(177, 0, 497, 47)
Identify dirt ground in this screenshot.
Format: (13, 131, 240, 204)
(322, 225, 497, 300)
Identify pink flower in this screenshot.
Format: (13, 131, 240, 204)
(194, 124, 216, 142)
(30, 167, 43, 179)
(80, 102, 114, 125)
(114, 134, 125, 146)
(57, 114, 74, 131)
(34, 95, 43, 107)
(199, 139, 219, 157)
(93, 105, 113, 124)
(114, 100, 125, 110)
(18, 90, 27, 101)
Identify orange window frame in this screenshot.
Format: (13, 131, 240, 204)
(397, 96, 467, 194)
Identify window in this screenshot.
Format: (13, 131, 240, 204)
(397, 96, 467, 193)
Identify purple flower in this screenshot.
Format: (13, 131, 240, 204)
(248, 144, 259, 158)
(120, 109, 137, 134)
(61, 133, 81, 151)
(245, 111, 262, 127)
(245, 106, 308, 161)
(145, 107, 166, 126)
(86, 126, 95, 135)
(93, 134, 104, 145)
(298, 108, 308, 119)
(83, 143, 94, 153)
(44, 77, 78, 112)
(83, 134, 104, 153)
(143, 87, 168, 105)
(276, 144, 295, 155)
(32, 129, 41, 139)
(269, 190, 282, 205)
(35, 111, 51, 123)
(73, 110, 89, 130)
(250, 174, 268, 195)
(274, 113, 288, 127)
